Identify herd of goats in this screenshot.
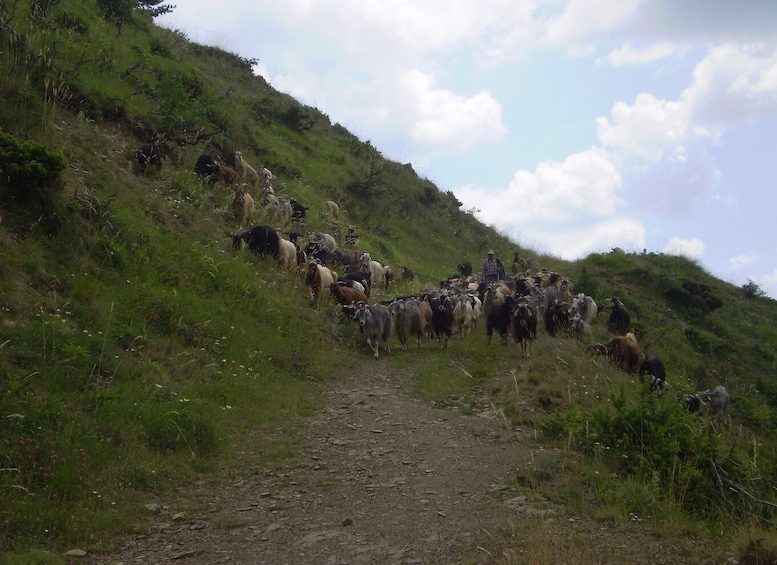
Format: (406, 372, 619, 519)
(138, 146, 731, 425)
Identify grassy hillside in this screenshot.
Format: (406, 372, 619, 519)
(2, 1, 777, 561)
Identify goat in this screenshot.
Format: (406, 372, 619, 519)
(418, 299, 434, 341)
(384, 265, 393, 289)
(259, 185, 279, 208)
(232, 184, 255, 227)
(591, 336, 640, 373)
(345, 226, 359, 247)
(487, 295, 517, 345)
(234, 151, 261, 186)
(194, 153, 217, 177)
(452, 294, 475, 338)
(481, 282, 508, 318)
(326, 249, 357, 273)
(276, 231, 298, 273)
(289, 198, 309, 223)
(259, 166, 274, 185)
(135, 143, 161, 173)
(309, 232, 338, 252)
(429, 293, 455, 349)
(323, 200, 340, 219)
(330, 281, 368, 307)
(511, 252, 532, 275)
(699, 385, 730, 421)
(342, 271, 371, 297)
(544, 300, 571, 337)
(607, 297, 631, 335)
(469, 295, 483, 330)
(232, 225, 279, 259)
(390, 298, 424, 351)
(262, 196, 291, 226)
(337, 277, 367, 294)
(558, 278, 573, 306)
(360, 253, 387, 293)
(305, 259, 337, 303)
(570, 314, 592, 344)
(457, 261, 473, 278)
(354, 302, 392, 359)
(571, 293, 598, 326)
(511, 300, 536, 358)
(213, 162, 239, 187)
(678, 393, 703, 414)
(639, 355, 668, 395)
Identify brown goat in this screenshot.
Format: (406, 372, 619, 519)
(330, 282, 368, 306)
(591, 335, 640, 373)
(232, 185, 255, 227)
(213, 162, 239, 186)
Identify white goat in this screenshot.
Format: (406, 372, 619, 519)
(259, 166, 274, 185)
(323, 200, 340, 219)
(276, 231, 298, 273)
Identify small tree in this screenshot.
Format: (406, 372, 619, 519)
(136, 0, 175, 17)
(742, 279, 767, 300)
(98, 0, 134, 25)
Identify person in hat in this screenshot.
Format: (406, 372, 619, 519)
(482, 250, 506, 283)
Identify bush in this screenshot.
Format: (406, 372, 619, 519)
(661, 276, 723, 319)
(541, 385, 719, 514)
(743, 279, 768, 300)
(0, 131, 67, 219)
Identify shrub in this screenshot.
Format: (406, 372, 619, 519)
(661, 276, 722, 318)
(0, 132, 67, 203)
(541, 385, 719, 514)
(742, 279, 768, 300)
(0, 131, 67, 226)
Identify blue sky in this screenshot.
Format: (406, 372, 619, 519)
(158, 1, 777, 298)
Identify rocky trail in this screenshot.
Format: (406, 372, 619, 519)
(89, 363, 719, 565)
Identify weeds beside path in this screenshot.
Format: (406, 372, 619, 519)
(89, 360, 723, 564)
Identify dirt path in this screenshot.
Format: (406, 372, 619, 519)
(89, 362, 719, 565)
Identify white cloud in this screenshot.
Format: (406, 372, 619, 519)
(400, 70, 507, 151)
(454, 147, 622, 227)
(597, 93, 694, 162)
(728, 252, 759, 270)
(453, 147, 643, 260)
(529, 219, 646, 260)
(662, 237, 706, 258)
(606, 41, 677, 67)
(683, 44, 777, 126)
(544, 0, 641, 45)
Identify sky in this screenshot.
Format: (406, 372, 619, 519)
(158, 1, 777, 298)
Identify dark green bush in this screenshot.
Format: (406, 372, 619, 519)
(0, 131, 67, 218)
(575, 265, 599, 299)
(662, 276, 722, 318)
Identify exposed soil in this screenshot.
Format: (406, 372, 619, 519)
(88, 361, 727, 565)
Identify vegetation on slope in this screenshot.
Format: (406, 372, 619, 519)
(2, 1, 777, 561)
